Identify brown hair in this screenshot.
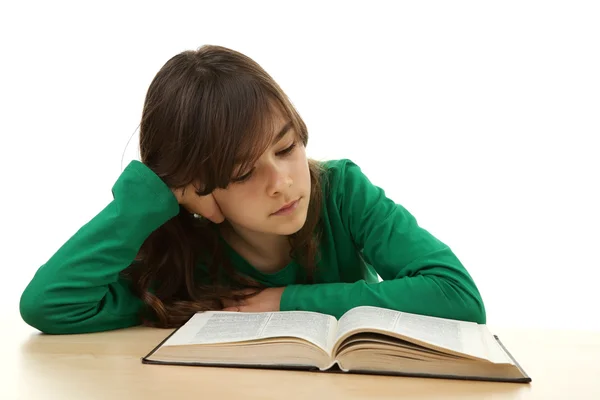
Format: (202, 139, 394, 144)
(121, 45, 327, 328)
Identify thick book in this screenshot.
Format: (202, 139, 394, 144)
(141, 305, 531, 383)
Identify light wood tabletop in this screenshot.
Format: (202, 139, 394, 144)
(3, 311, 600, 400)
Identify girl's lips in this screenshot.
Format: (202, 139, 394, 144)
(272, 198, 300, 215)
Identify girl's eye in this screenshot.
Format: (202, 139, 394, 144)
(231, 142, 297, 183)
(277, 142, 296, 156)
(232, 169, 254, 183)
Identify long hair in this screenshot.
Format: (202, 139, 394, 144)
(121, 45, 327, 328)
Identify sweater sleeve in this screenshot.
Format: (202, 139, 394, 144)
(19, 160, 180, 334)
(280, 160, 486, 323)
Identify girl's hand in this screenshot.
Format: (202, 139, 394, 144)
(222, 287, 285, 312)
(171, 182, 225, 224)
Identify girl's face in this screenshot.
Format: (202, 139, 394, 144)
(211, 110, 311, 236)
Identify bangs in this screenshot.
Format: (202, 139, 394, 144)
(230, 103, 281, 180)
(193, 75, 291, 193)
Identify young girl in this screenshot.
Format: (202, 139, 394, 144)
(20, 45, 486, 334)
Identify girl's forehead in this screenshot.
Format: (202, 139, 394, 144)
(233, 109, 293, 164)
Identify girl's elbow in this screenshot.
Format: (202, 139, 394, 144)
(465, 296, 486, 324)
(456, 285, 486, 324)
(20, 286, 71, 334)
(439, 278, 487, 324)
(20, 290, 53, 333)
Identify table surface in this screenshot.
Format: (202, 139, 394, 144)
(3, 312, 600, 400)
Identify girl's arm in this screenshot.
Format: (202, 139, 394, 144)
(280, 160, 486, 323)
(19, 161, 180, 334)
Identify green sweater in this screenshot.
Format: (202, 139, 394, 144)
(20, 159, 486, 334)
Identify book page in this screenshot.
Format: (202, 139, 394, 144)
(335, 306, 489, 360)
(336, 306, 400, 340)
(393, 311, 478, 355)
(336, 306, 401, 342)
(259, 312, 337, 352)
(161, 311, 337, 352)
(480, 325, 515, 364)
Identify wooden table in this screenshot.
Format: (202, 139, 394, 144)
(3, 314, 600, 399)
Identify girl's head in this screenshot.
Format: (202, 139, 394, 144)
(210, 102, 311, 238)
(139, 45, 313, 237)
(126, 45, 327, 327)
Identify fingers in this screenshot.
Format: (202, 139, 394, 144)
(232, 288, 258, 296)
(221, 298, 237, 309)
(178, 183, 225, 224)
(199, 193, 225, 224)
(221, 295, 247, 309)
(221, 288, 256, 311)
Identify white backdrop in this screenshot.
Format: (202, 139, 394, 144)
(1, 1, 598, 331)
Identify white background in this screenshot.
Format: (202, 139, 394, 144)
(1, 1, 598, 332)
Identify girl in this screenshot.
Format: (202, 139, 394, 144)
(20, 45, 486, 334)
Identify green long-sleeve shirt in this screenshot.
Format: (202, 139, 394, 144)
(19, 159, 486, 334)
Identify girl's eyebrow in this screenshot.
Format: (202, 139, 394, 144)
(271, 120, 293, 145)
(234, 120, 293, 165)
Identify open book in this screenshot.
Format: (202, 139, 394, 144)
(142, 306, 531, 383)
